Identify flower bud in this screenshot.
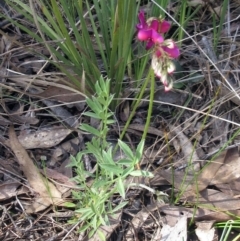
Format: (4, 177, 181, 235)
(167, 61, 175, 74)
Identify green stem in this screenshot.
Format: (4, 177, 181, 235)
(142, 69, 154, 141)
(119, 69, 153, 141)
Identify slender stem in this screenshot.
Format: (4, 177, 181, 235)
(119, 69, 152, 141)
(142, 69, 154, 141)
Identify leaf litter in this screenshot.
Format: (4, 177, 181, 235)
(0, 0, 240, 240)
(8, 125, 63, 212)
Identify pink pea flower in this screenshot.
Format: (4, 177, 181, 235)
(136, 11, 171, 49)
(151, 54, 175, 92)
(136, 11, 180, 91)
(155, 39, 180, 59)
(151, 54, 176, 77)
(158, 20, 171, 33)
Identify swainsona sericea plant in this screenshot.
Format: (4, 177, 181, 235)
(136, 11, 180, 91)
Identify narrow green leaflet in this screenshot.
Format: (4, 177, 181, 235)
(118, 139, 134, 159)
(83, 111, 102, 119)
(111, 201, 128, 213)
(122, 166, 135, 177)
(106, 119, 116, 124)
(116, 177, 125, 199)
(80, 124, 101, 137)
(97, 230, 106, 241)
(130, 170, 154, 178)
(64, 202, 76, 208)
(102, 148, 115, 165)
(117, 159, 132, 166)
(86, 97, 102, 114)
(99, 164, 123, 175)
(135, 139, 145, 160)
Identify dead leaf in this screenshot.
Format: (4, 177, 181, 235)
(211, 147, 240, 184)
(154, 89, 187, 106)
(50, 136, 82, 166)
(9, 126, 63, 213)
(169, 124, 199, 162)
(127, 124, 165, 137)
(159, 169, 196, 197)
(119, 101, 130, 122)
(219, 80, 240, 106)
(29, 85, 86, 111)
(1, 99, 39, 125)
(159, 204, 240, 223)
(195, 150, 227, 192)
(195, 189, 240, 211)
(6, 127, 72, 149)
(195, 221, 216, 241)
(59, 158, 73, 180)
(34, 85, 86, 103)
(0, 182, 20, 200)
(158, 149, 229, 197)
(160, 216, 187, 241)
(40, 168, 76, 189)
(125, 205, 152, 240)
(42, 99, 79, 127)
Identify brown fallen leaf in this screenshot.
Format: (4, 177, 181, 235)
(169, 124, 199, 162)
(2, 99, 39, 125)
(211, 147, 240, 185)
(40, 168, 76, 189)
(0, 182, 20, 200)
(193, 188, 240, 211)
(158, 149, 227, 197)
(31, 85, 86, 103)
(125, 205, 152, 240)
(159, 204, 240, 223)
(192, 147, 240, 193)
(194, 150, 227, 192)
(195, 221, 216, 241)
(160, 216, 187, 241)
(40, 165, 74, 199)
(41, 98, 79, 127)
(9, 126, 63, 213)
(127, 124, 165, 137)
(5, 127, 72, 149)
(119, 100, 130, 122)
(50, 136, 83, 166)
(159, 169, 197, 197)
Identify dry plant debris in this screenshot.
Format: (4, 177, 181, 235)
(8, 125, 63, 213)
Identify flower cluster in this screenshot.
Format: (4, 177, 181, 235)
(136, 11, 180, 91)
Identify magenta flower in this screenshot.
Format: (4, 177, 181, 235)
(158, 20, 171, 33)
(136, 11, 180, 91)
(136, 11, 147, 30)
(155, 39, 180, 59)
(136, 11, 171, 49)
